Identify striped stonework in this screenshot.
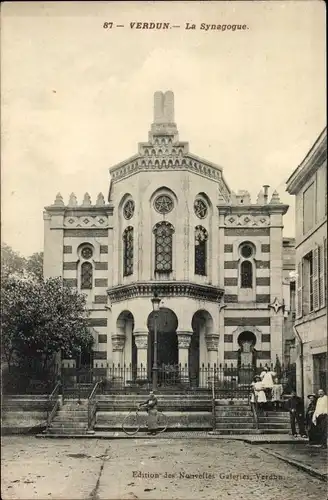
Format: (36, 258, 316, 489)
(94, 295, 108, 304)
(95, 262, 108, 270)
(224, 317, 270, 326)
(64, 229, 108, 237)
(224, 228, 270, 237)
(100, 245, 109, 253)
(224, 295, 238, 303)
(224, 261, 239, 269)
(261, 334, 270, 343)
(87, 318, 107, 327)
(224, 244, 233, 253)
(261, 244, 270, 252)
(98, 334, 107, 343)
(63, 262, 78, 271)
(256, 277, 270, 286)
(63, 246, 73, 254)
(256, 294, 270, 303)
(95, 279, 108, 287)
(224, 278, 238, 286)
(224, 334, 233, 343)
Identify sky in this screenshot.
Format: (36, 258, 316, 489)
(1, 1, 326, 256)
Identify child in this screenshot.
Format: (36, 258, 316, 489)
(271, 377, 283, 411)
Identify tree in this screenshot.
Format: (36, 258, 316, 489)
(1, 243, 43, 281)
(1, 276, 94, 386)
(25, 252, 44, 281)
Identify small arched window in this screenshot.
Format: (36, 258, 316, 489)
(81, 262, 93, 289)
(123, 226, 134, 276)
(195, 226, 208, 276)
(153, 222, 175, 272)
(241, 261, 253, 288)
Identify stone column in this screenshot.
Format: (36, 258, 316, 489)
(110, 334, 125, 386)
(177, 330, 193, 385)
(134, 329, 149, 380)
(205, 334, 220, 388)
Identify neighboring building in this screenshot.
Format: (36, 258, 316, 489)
(43, 91, 291, 387)
(286, 127, 327, 397)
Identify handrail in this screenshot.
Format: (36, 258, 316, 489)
(87, 381, 100, 431)
(250, 390, 259, 431)
(211, 368, 216, 430)
(46, 381, 61, 428)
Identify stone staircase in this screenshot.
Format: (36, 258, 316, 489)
(45, 399, 90, 435)
(95, 393, 213, 431)
(213, 399, 291, 435)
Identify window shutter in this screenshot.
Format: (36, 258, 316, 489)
(324, 238, 327, 305)
(313, 247, 319, 311)
(319, 243, 325, 309)
(296, 261, 302, 318)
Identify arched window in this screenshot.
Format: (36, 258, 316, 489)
(195, 226, 208, 276)
(123, 226, 134, 276)
(81, 262, 93, 289)
(241, 261, 253, 288)
(153, 222, 175, 272)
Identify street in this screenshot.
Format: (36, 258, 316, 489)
(1, 436, 327, 500)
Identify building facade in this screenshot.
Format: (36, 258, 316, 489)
(286, 127, 327, 397)
(44, 91, 292, 387)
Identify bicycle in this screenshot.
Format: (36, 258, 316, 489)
(121, 406, 168, 436)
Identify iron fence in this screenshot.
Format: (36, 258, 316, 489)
(58, 361, 297, 397)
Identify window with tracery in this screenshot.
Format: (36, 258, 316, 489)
(123, 226, 134, 276)
(81, 262, 93, 289)
(195, 226, 208, 276)
(153, 222, 175, 272)
(241, 260, 253, 288)
(123, 200, 135, 220)
(154, 195, 174, 214)
(194, 199, 208, 219)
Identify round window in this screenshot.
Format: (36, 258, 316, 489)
(81, 247, 93, 260)
(240, 244, 253, 259)
(194, 199, 208, 219)
(123, 200, 135, 220)
(154, 195, 174, 214)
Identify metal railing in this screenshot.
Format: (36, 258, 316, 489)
(250, 393, 259, 431)
(87, 381, 101, 431)
(46, 381, 61, 428)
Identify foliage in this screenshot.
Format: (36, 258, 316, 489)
(1, 276, 94, 375)
(1, 243, 44, 281)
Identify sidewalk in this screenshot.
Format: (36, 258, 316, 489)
(260, 442, 328, 481)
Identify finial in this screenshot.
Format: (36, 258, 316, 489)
(54, 193, 64, 206)
(269, 190, 282, 204)
(82, 193, 92, 206)
(96, 193, 105, 206)
(68, 193, 77, 207)
(256, 189, 265, 205)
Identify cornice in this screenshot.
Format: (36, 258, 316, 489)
(107, 281, 224, 304)
(217, 204, 289, 216)
(45, 205, 114, 216)
(286, 130, 327, 195)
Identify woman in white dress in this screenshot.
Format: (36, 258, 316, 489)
(250, 375, 267, 412)
(260, 366, 276, 400)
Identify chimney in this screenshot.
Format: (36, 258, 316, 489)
(150, 90, 178, 139)
(263, 185, 270, 204)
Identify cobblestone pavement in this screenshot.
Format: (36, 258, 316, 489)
(1, 436, 327, 500)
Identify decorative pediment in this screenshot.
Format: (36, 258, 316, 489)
(224, 214, 270, 227)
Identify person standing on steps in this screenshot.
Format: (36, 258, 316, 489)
(312, 389, 328, 449)
(250, 375, 267, 413)
(306, 394, 319, 446)
(271, 376, 284, 411)
(260, 365, 276, 401)
(139, 391, 158, 435)
(288, 391, 307, 438)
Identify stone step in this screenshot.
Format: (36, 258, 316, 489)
(53, 415, 87, 421)
(3, 395, 49, 400)
(50, 422, 88, 429)
(46, 428, 88, 435)
(213, 429, 290, 435)
(96, 411, 212, 430)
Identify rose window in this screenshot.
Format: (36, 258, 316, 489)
(123, 200, 135, 220)
(194, 199, 208, 219)
(154, 195, 174, 214)
(81, 247, 93, 260)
